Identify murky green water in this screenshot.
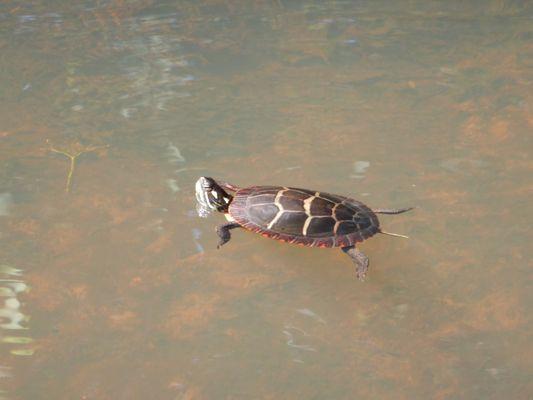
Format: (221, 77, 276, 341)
(1, 1, 532, 399)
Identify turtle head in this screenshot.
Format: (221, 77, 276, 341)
(195, 177, 232, 217)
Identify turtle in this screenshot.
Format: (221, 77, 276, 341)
(195, 177, 412, 280)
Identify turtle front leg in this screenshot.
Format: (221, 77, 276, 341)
(216, 222, 241, 249)
(342, 246, 369, 281)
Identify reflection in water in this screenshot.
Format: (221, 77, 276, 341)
(351, 160, 370, 179)
(0, 195, 12, 217)
(165, 142, 187, 194)
(440, 158, 488, 174)
(283, 325, 317, 353)
(192, 228, 205, 254)
(296, 308, 326, 324)
(0, 265, 32, 399)
(166, 142, 186, 164)
(112, 14, 198, 118)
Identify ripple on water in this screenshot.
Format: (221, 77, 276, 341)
(0, 264, 33, 400)
(0, 193, 13, 216)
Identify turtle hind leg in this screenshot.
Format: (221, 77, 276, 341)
(216, 222, 241, 249)
(342, 246, 369, 281)
(373, 207, 413, 215)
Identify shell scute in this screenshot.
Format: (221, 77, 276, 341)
(354, 218, 371, 230)
(247, 203, 278, 226)
(306, 217, 336, 236)
(310, 198, 334, 216)
(287, 188, 315, 198)
(278, 195, 305, 211)
(334, 204, 354, 221)
(270, 211, 308, 234)
(248, 193, 276, 204)
(336, 221, 357, 235)
(316, 192, 341, 203)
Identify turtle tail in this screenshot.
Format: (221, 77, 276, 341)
(373, 207, 414, 215)
(379, 230, 409, 239)
(375, 207, 413, 238)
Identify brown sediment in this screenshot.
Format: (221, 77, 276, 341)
(160, 293, 224, 339)
(180, 386, 205, 400)
(8, 217, 40, 236)
(85, 193, 140, 225)
(466, 291, 526, 331)
(145, 232, 174, 254)
(44, 222, 84, 256)
(69, 285, 89, 301)
(107, 310, 139, 330)
(25, 273, 67, 312)
(210, 269, 272, 290)
(489, 119, 511, 142)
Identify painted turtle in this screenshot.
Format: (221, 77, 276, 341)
(195, 177, 412, 280)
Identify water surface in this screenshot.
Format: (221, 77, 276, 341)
(0, 1, 531, 399)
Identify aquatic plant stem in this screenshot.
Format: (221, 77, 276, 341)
(49, 148, 81, 193)
(48, 143, 108, 193)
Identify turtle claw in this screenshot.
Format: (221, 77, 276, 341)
(356, 265, 368, 281)
(216, 236, 227, 249)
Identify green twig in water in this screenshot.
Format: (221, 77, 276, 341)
(48, 141, 109, 193)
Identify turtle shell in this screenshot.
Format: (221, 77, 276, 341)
(228, 186, 380, 248)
